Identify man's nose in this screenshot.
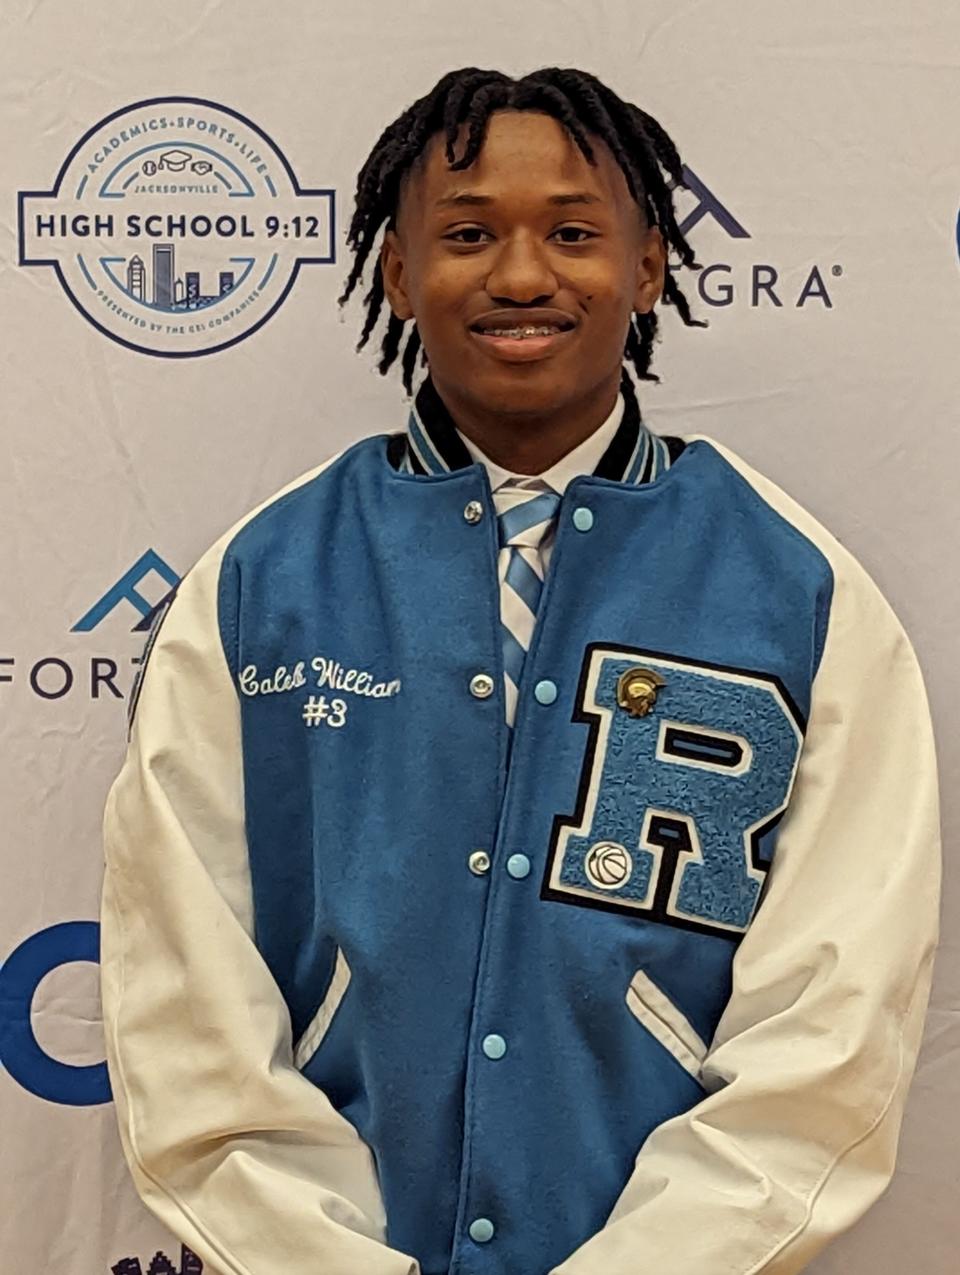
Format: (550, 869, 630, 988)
(484, 232, 558, 304)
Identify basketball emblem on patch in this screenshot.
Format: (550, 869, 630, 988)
(616, 666, 665, 717)
(584, 841, 633, 890)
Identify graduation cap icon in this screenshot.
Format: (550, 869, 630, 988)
(158, 148, 192, 172)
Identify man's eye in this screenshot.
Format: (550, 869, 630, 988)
(553, 226, 596, 244)
(444, 227, 489, 244)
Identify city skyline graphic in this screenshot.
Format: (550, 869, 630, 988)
(124, 242, 235, 313)
(112, 1244, 202, 1275)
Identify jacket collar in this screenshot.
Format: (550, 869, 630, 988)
(399, 371, 674, 485)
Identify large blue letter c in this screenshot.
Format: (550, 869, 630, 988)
(0, 921, 111, 1106)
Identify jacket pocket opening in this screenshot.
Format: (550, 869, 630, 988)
(625, 968, 708, 1082)
(293, 947, 352, 1070)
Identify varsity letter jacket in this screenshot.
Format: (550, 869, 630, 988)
(100, 376, 941, 1275)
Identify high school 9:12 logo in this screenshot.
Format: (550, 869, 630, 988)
(17, 95, 334, 356)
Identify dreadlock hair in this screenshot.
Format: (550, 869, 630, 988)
(338, 66, 707, 396)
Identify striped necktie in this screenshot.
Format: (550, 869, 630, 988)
(496, 484, 561, 728)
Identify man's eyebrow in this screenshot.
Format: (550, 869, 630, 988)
(433, 191, 604, 209)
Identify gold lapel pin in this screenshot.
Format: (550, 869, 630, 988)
(616, 666, 666, 717)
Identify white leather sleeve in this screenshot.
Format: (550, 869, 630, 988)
(552, 442, 941, 1275)
(100, 457, 420, 1275)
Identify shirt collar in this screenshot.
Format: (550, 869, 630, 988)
(456, 394, 624, 495)
(400, 372, 672, 487)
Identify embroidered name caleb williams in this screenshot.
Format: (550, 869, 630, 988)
(238, 656, 402, 700)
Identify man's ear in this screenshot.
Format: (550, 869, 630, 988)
(380, 229, 414, 322)
(633, 224, 666, 315)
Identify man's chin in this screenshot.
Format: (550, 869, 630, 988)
(444, 361, 580, 418)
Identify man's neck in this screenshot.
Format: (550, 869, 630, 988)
(429, 374, 623, 475)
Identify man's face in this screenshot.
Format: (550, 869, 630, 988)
(381, 109, 666, 420)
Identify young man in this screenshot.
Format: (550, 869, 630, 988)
(100, 67, 941, 1275)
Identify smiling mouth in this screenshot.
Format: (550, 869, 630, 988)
(469, 320, 576, 338)
(468, 324, 577, 363)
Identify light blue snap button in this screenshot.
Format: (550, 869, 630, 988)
(507, 854, 531, 879)
(534, 679, 558, 705)
(572, 506, 594, 532)
(469, 1217, 495, 1243)
(482, 1033, 507, 1060)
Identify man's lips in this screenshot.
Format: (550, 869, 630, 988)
(468, 325, 578, 363)
(466, 307, 579, 362)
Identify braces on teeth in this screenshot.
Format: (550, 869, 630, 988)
(487, 325, 561, 338)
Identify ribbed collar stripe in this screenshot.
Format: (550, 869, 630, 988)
(405, 409, 446, 475)
(406, 378, 474, 475)
(623, 426, 651, 486)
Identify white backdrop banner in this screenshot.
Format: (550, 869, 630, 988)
(1, 2, 957, 1271)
